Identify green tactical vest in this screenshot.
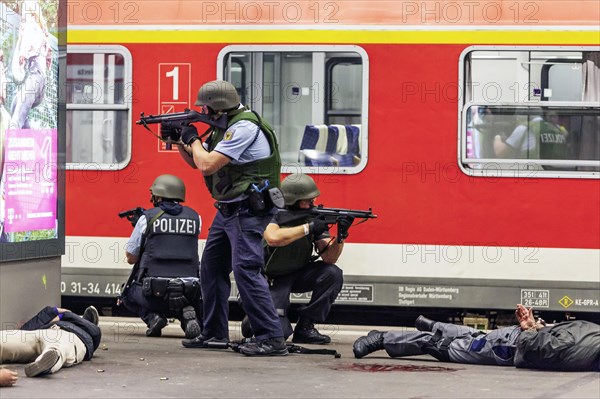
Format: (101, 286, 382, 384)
(263, 218, 314, 277)
(203, 109, 282, 201)
(527, 119, 568, 160)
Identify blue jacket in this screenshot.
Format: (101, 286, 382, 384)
(21, 306, 101, 361)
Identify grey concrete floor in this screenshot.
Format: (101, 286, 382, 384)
(1, 317, 598, 399)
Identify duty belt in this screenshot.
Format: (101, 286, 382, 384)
(215, 199, 249, 217)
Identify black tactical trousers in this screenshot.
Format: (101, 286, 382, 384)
(270, 261, 343, 333)
(123, 282, 202, 328)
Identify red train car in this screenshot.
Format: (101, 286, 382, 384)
(61, 1, 600, 317)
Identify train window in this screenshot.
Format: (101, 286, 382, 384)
(326, 58, 362, 125)
(460, 47, 600, 178)
(219, 46, 369, 174)
(66, 46, 132, 170)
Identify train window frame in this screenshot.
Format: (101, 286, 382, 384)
(325, 57, 362, 124)
(217, 45, 369, 175)
(66, 45, 133, 171)
(458, 45, 600, 179)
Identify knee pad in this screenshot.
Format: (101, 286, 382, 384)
(167, 279, 189, 311)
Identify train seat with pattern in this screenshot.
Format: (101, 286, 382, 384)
(299, 124, 361, 167)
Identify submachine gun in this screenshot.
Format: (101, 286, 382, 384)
(136, 109, 228, 149)
(277, 205, 377, 243)
(202, 338, 342, 358)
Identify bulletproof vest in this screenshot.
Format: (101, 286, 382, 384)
(264, 217, 314, 277)
(528, 120, 568, 160)
(203, 109, 282, 201)
(139, 206, 200, 278)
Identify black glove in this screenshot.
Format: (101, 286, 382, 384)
(308, 216, 329, 237)
(181, 124, 199, 145)
(160, 122, 181, 142)
(127, 213, 141, 228)
(337, 215, 355, 241)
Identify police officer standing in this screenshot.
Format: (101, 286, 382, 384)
(122, 174, 202, 339)
(170, 80, 286, 356)
(493, 112, 569, 161)
(242, 174, 351, 344)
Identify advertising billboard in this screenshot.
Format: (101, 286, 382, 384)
(1, 0, 65, 261)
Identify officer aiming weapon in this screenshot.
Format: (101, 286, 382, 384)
(136, 109, 228, 149)
(116, 207, 146, 305)
(277, 205, 377, 243)
(118, 207, 145, 228)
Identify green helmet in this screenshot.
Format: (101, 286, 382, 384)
(150, 174, 186, 202)
(281, 174, 320, 206)
(194, 80, 240, 111)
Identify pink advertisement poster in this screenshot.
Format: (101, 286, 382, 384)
(3, 128, 57, 233)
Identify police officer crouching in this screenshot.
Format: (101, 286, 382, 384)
(242, 174, 350, 344)
(122, 174, 202, 339)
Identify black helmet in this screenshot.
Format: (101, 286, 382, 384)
(194, 80, 240, 111)
(281, 174, 320, 206)
(150, 174, 186, 202)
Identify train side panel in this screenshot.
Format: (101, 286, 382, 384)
(62, 19, 600, 313)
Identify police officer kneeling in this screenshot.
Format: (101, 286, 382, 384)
(122, 174, 202, 339)
(242, 174, 350, 344)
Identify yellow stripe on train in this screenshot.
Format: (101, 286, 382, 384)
(67, 29, 600, 45)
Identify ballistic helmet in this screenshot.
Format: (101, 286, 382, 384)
(150, 174, 186, 202)
(281, 174, 320, 206)
(194, 80, 240, 111)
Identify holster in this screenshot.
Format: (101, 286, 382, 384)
(247, 180, 284, 214)
(248, 188, 267, 213)
(142, 277, 170, 298)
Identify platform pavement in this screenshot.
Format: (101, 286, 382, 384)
(1, 317, 598, 399)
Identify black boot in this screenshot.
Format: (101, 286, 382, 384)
(182, 335, 229, 348)
(182, 306, 202, 339)
(238, 337, 288, 356)
(241, 315, 254, 338)
(292, 319, 331, 345)
(146, 314, 167, 337)
(82, 306, 99, 326)
(415, 315, 436, 332)
(353, 330, 385, 358)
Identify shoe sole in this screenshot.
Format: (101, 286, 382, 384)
(182, 338, 230, 349)
(182, 306, 196, 321)
(184, 320, 202, 339)
(292, 337, 331, 345)
(146, 317, 168, 337)
(83, 306, 100, 326)
(25, 350, 60, 377)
